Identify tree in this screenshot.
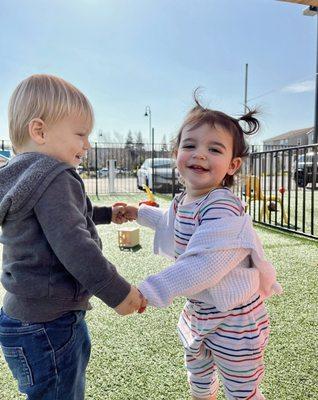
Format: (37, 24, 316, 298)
(135, 131, 145, 152)
(161, 134, 168, 152)
(135, 131, 146, 166)
(113, 131, 124, 144)
(124, 130, 137, 167)
(169, 133, 176, 152)
(125, 130, 134, 149)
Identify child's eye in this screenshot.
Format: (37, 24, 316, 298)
(182, 144, 195, 149)
(209, 148, 221, 153)
(77, 133, 86, 137)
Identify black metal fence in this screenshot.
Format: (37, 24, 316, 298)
(234, 143, 317, 239)
(1, 139, 317, 239)
(81, 142, 181, 195)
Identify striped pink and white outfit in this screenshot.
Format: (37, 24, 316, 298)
(138, 188, 282, 400)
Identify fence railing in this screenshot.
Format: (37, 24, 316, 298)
(82, 142, 179, 196)
(1, 139, 317, 239)
(234, 143, 317, 239)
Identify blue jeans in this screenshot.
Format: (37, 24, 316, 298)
(0, 309, 91, 400)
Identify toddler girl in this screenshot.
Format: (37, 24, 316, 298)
(136, 96, 282, 400)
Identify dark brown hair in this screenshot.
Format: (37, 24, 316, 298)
(173, 91, 260, 187)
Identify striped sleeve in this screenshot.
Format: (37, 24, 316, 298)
(198, 189, 244, 224)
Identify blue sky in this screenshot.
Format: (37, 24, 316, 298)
(0, 0, 316, 145)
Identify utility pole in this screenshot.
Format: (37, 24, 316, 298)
(314, 12, 318, 143)
(244, 63, 248, 114)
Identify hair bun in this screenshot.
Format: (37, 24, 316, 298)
(238, 108, 260, 136)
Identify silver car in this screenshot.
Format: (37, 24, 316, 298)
(136, 158, 181, 193)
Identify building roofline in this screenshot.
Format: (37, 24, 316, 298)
(263, 127, 314, 143)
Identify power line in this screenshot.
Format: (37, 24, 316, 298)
(247, 74, 315, 102)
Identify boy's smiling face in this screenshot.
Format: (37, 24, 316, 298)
(40, 114, 91, 167)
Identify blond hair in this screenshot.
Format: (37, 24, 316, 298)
(8, 74, 94, 149)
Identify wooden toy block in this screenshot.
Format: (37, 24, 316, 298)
(118, 227, 140, 248)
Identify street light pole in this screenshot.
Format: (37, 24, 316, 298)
(244, 63, 248, 115)
(144, 105, 154, 191)
(303, 6, 318, 143)
(144, 106, 152, 147)
(314, 11, 318, 191)
(303, 5, 318, 193)
(314, 13, 318, 144)
(152, 127, 155, 192)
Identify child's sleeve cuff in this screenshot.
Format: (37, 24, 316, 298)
(137, 204, 165, 230)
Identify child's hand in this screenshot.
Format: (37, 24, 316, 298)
(111, 203, 138, 224)
(114, 285, 146, 316)
(137, 292, 148, 314)
(112, 202, 127, 224)
(122, 205, 138, 221)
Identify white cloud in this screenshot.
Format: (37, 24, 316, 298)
(283, 79, 315, 93)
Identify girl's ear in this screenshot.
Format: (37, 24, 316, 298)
(28, 118, 46, 145)
(227, 157, 242, 176)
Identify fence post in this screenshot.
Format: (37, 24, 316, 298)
(94, 142, 99, 199)
(151, 127, 155, 193)
(109, 159, 116, 193)
(172, 166, 176, 198)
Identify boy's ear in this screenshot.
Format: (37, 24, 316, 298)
(227, 157, 242, 176)
(28, 118, 46, 145)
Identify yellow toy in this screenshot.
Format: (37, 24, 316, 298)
(139, 185, 159, 207)
(244, 175, 288, 224)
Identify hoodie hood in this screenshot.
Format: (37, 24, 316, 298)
(0, 152, 73, 224)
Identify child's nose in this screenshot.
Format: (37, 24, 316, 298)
(193, 150, 207, 160)
(84, 139, 91, 150)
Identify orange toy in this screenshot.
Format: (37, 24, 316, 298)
(139, 185, 159, 207)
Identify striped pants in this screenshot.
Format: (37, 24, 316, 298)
(177, 294, 269, 399)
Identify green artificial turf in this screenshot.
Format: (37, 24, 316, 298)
(0, 195, 317, 399)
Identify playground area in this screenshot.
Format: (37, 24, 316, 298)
(0, 194, 317, 400)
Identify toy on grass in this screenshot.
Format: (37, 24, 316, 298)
(118, 227, 140, 249)
(245, 176, 288, 224)
(139, 185, 159, 207)
(267, 201, 277, 212)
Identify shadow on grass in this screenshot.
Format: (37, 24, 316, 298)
(119, 244, 142, 252)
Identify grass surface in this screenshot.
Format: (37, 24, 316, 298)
(0, 195, 317, 399)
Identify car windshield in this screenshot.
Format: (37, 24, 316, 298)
(153, 159, 172, 168)
(298, 154, 314, 163)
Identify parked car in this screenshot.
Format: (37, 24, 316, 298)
(76, 166, 84, 175)
(98, 167, 109, 177)
(0, 150, 12, 167)
(0, 154, 10, 167)
(97, 167, 121, 178)
(136, 158, 182, 193)
(293, 152, 318, 187)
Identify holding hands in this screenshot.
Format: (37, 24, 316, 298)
(115, 285, 147, 316)
(111, 201, 150, 315)
(111, 202, 138, 224)
(111, 202, 147, 314)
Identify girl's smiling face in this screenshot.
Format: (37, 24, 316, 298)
(175, 123, 242, 198)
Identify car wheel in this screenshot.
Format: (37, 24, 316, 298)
(145, 176, 149, 190)
(295, 173, 308, 188)
(137, 177, 143, 190)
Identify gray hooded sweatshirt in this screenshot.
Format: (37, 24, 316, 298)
(0, 152, 131, 322)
